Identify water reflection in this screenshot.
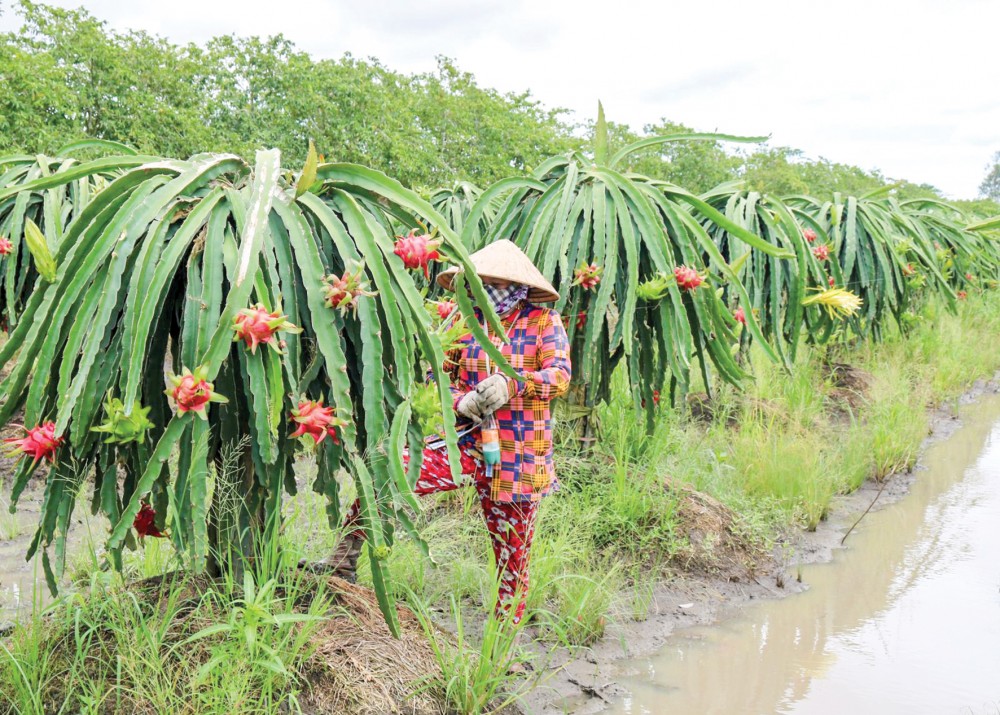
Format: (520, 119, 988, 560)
(612, 396, 1000, 715)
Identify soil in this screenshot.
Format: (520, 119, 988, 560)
(517, 372, 1000, 715)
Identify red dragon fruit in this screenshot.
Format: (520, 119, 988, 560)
(133, 503, 166, 539)
(902, 263, 915, 277)
(733, 307, 747, 325)
(965, 272, 974, 281)
(0, 237, 12, 256)
(437, 300, 457, 321)
(803, 229, 817, 243)
(4, 421, 63, 464)
(232, 304, 300, 353)
(575, 311, 587, 331)
(813, 244, 830, 261)
(394, 230, 441, 279)
(289, 398, 347, 446)
(828, 276, 836, 287)
(572, 262, 602, 290)
(957, 290, 968, 300)
(323, 264, 377, 316)
(166, 367, 228, 419)
(674, 265, 703, 292)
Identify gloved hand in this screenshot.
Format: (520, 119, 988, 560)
(456, 391, 485, 421)
(476, 373, 511, 416)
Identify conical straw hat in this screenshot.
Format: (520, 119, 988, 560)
(437, 239, 560, 303)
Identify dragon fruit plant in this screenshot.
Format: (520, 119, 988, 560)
(787, 193, 968, 340)
(455, 103, 790, 430)
(0, 147, 508, 633)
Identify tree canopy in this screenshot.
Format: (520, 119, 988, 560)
(1, 0, 984, 203)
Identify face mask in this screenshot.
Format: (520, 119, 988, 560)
(484, 283, 528, 316)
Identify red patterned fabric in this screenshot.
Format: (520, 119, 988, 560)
(344, 440, 538, 623)
(443, 301, 571, 503)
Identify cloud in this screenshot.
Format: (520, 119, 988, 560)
(2, 0, 998, 197)
(341, 0, 516, 37)
(642, 64, 759, 103)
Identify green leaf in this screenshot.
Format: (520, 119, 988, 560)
(968, 215, 1000, 232)
(295, 140, 319, 198)
(593, 101, 608, 165)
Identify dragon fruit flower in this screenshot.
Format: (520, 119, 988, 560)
(0, 237, 12, 256)
(803, 229, 817, 243)
(4, 421, 63, 464)
(232, 304, 300, 354)
(733, 307, 747, 325)
(133, 503, 166, 539)
(290, 398, 347, 446)
(165, 367, 228, 419)
(813, 244, 830, 261)
(674, 265, 703, 292)
(393, 230, 441, 279)
(572, 262, 602, 291)
(323, 263, 377, 316)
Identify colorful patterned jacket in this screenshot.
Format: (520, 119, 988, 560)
(444, 301, 572, 503)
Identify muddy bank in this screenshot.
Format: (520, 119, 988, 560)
(521, 373, 1000, 714)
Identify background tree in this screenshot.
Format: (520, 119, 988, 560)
(1, 0, 978, 202)
(0, 2, 575, 188)
(978, 150, 1000, 202)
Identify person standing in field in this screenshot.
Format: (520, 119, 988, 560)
(315, 239, 571, 624)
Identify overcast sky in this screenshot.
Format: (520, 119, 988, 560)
(3, 0, 998, 198)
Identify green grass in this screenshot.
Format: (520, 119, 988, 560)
(409, 593, 533, 715)
(0, 567, 329, 715)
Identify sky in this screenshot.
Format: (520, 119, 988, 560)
(2, 0, 998, 199)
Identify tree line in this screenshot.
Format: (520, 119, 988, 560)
(1, 0, 996, 214)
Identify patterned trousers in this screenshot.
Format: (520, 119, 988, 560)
(344, 440, 539, 624)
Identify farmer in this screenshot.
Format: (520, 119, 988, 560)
(319, 239, 571, 624)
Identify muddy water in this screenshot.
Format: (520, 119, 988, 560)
(611, 396, 1000, 715)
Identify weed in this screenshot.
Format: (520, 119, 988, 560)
(410, 591, 531, 715)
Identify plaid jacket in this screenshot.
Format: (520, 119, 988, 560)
(444, 302, 572, 503)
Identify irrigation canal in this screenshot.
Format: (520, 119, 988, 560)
(609, 394, 1000, 714)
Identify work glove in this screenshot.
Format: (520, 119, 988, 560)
(476, 374, 512, 416)
(456, 391, 485, 421)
